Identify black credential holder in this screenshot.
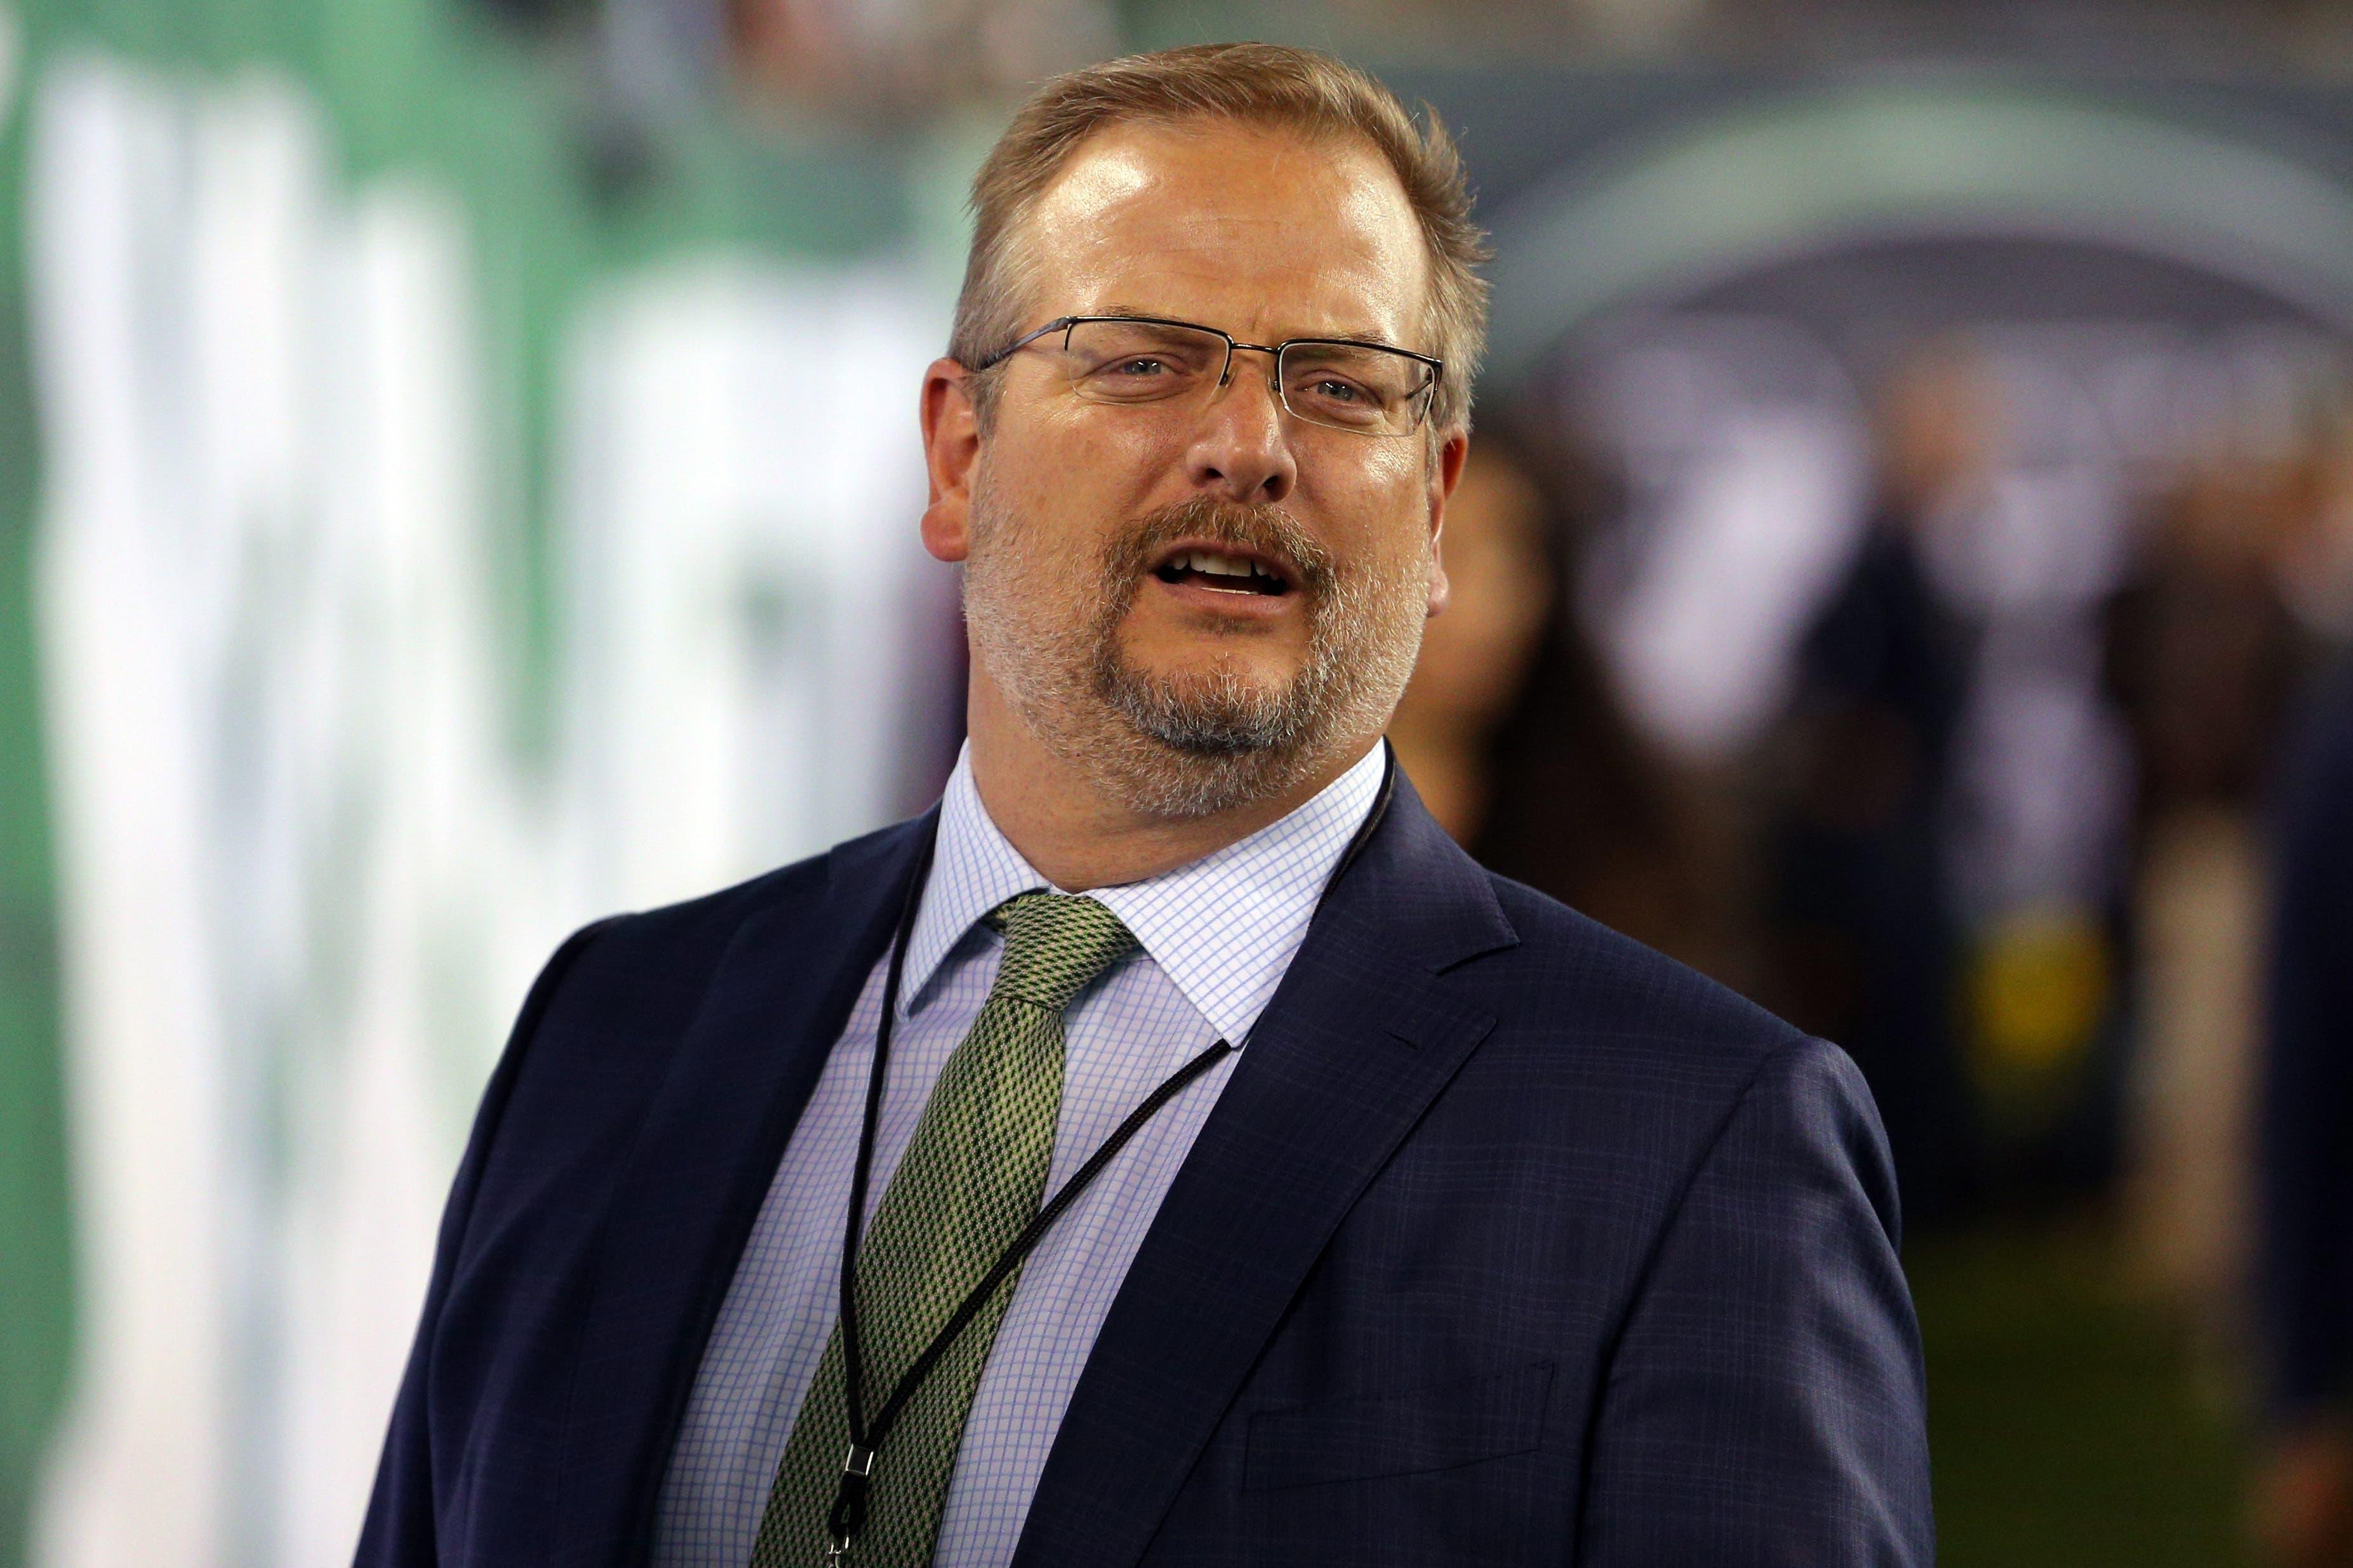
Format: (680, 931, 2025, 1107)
(820, 744, 1398, 1560)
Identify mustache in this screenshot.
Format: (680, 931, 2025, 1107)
(1098, 496, 1336, 597)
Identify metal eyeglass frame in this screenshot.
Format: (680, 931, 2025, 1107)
(970, 314, 1445, 436)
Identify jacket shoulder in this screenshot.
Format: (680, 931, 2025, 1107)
(557, 854, 829, 1026)
(549, 813, 925, 1037)
(1467, 871, 1895, 1230)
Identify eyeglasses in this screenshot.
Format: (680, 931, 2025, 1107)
(971, 314, 1443, 438)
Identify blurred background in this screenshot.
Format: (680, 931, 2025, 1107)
(6, 0, 2353, 1563)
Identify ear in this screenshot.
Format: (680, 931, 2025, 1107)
(1423, 428, 1469, 618)
(921, 358, 982, 563)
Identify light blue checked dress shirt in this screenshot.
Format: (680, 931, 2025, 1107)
(652, 741, 1387, 1568)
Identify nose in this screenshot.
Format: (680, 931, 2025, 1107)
(1182, 350, 1298, 505)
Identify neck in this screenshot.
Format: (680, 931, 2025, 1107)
(964, 674, 1379, 891)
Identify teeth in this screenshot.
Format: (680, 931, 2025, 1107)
(1180, 551, 1255, 578)
(1163, 548, 1282, 590)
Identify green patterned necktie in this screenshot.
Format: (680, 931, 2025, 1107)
(750, 891, 1138, 1568)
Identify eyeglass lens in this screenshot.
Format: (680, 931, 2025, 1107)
(1054, 319, 1432, 435)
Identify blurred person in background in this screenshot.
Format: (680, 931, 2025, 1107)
(360, 41, 1930, 1568)
(1760, 345, 1981, 1226)
(1383, 435, 1554, 845)
(1387, 427, 1707, 963)
(2253, 409, 2353, 1568)
(2258, 650, 2353, 1568)
(2107, 430, 2322, 1378)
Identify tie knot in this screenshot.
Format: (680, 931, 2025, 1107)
(987, 893, 1137, 1015)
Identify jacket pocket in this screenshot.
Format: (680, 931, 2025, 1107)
(1241, 1361, 1554, 1492)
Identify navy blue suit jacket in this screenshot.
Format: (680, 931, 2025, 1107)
(359, 774, 1933, 1566)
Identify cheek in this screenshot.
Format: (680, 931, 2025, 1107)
(1301, 447, 1434, 559)
(1356, 506, 1441, 591)
(973, 435, 1053, 538)
(988, 401, 1178, 538)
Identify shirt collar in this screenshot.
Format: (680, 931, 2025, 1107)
(898, 741, 1388, 1047)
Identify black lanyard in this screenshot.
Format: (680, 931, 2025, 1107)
(822, 746, 1396, 1558)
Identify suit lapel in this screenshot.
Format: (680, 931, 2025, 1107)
(551, 814, 933, 1568)
(1011, 781, 1519, 1568)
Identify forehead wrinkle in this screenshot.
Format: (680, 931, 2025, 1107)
(1065, 223, 1411, 346)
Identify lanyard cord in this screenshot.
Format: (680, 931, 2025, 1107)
(825, 747, 1397, 1553)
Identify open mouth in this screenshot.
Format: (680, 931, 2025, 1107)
(1152, 547, 1293, 597)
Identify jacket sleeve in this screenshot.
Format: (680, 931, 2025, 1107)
(1578, 1035, 1935, 1567)
(353, 917, 615, 1567)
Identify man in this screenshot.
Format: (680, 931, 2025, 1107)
(360, 43, 1932, 1568)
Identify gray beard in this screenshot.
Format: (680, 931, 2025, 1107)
(964, 488, 1427, 820)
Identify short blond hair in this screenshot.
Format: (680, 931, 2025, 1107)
(950, 43, 1490, 439)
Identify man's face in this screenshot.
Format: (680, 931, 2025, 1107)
(930, 118, 1463, 818)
